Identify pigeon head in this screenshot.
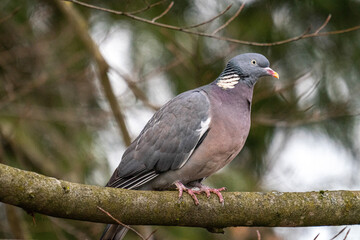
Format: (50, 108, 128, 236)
(216, 53, 279, 89)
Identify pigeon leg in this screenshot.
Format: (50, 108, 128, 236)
(175, 181, 200, 205)
(192, 183, 226, 203)
(175, 181, 226, 205)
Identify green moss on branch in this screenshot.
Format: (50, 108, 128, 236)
(1, 163, 360, 228)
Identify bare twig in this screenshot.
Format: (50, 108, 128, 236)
(343, 228, 351, 240)
(97, 206, 146, 240)
(129, 0, 166, 15)
(330, 227, 347, 240)
(252, 110, 360, 127)
(294, 78, 321, 104)
(314, 14, 332, 34)
(212, 2, 245, 35)
(315, 25, 360, 36)
(313, 233, 320, 240)
(65, 0, 360, 46)
(145, 229, 158, 240)
(141, 56, 185, 81)
(112, 69, 160, 111)
(251, 27, 311, 46)
(182, 4, 232, 29)
(152, 1, 173, 22)
(254, 72, 312, 104)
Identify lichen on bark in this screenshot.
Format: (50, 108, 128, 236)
(1, 163, 360, 228)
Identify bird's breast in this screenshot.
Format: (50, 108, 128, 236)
(174, 96, 251, 182)
(148, 88, 253, 188)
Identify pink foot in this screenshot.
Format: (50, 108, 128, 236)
(175, 181, 226, 205)
(193, 185, 226, 203)
(175, 181, 200, 205)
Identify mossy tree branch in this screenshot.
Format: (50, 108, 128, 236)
(1, 163, 360, 229)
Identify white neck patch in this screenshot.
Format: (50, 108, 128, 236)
(216, 74, 240, 89)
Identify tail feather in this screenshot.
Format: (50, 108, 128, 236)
(100, 224, 128, 240)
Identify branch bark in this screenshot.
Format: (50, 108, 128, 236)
(1, 163, 360, 229)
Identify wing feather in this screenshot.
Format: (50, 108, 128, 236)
(106, 89, 211, 189)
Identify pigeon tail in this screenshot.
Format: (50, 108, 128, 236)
(100, 224, 128, 240)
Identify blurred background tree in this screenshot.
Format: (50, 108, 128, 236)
(0, 0, 359, 239)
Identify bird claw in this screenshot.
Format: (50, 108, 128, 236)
(175, 181, 226, 205)
(175, 181, 200, 205)
(193, 186, 226, 203)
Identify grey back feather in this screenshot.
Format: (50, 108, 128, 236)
(107, 89, 211, 189)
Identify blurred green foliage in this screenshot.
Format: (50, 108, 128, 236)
(0, 0, 359, 239)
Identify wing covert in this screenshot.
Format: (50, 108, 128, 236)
(107, 89, 211, 188)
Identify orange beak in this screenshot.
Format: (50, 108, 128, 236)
(265, 67, 279, 79)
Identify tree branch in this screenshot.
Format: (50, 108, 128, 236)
(181, 4, 232, 30)
(57, 1, 132, 146)
(97, 206, 146, 240)
(113, 69, 160, 111)
(128, 0, 166, 15)
(64, 0, 360, 46)
(314, 14, 332, 34)
(151, 1, 173, 22)
(1, 163, 360, 229)
(211, 2, 245, 35)
(253, 110, 360, 127)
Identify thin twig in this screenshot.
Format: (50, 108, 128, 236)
(246, 27, 311, 46)
(112, 69, 160, 111)
(141, 56, 185, 81)
(315, 25, 360, 36)
(97, 206, 146, 240)
(129, 0, 166, 14)
(253, 110, 360, 127)
(181, 4, 232, 29)
(66, 0, 360, 47)
(152, 1, 173, 22)
(314, 14, 332, 34)
(343, 228, 351, 240)
(294, 78, 321, 104)
(254, 72, 312, 104)
(330, 227, 347, 240)
(212, 2, 245, 35)
(145, 229, 158, 240)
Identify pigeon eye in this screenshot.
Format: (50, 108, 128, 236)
(251, 60, 257, 65)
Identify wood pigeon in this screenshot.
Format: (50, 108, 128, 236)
(101, 53, 279, 240)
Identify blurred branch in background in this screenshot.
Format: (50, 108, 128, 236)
(113, 69, 160, 111)
(253, 110, 360, 128)
(57, 1, 132, 146)
(65, 0, 360, 46)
